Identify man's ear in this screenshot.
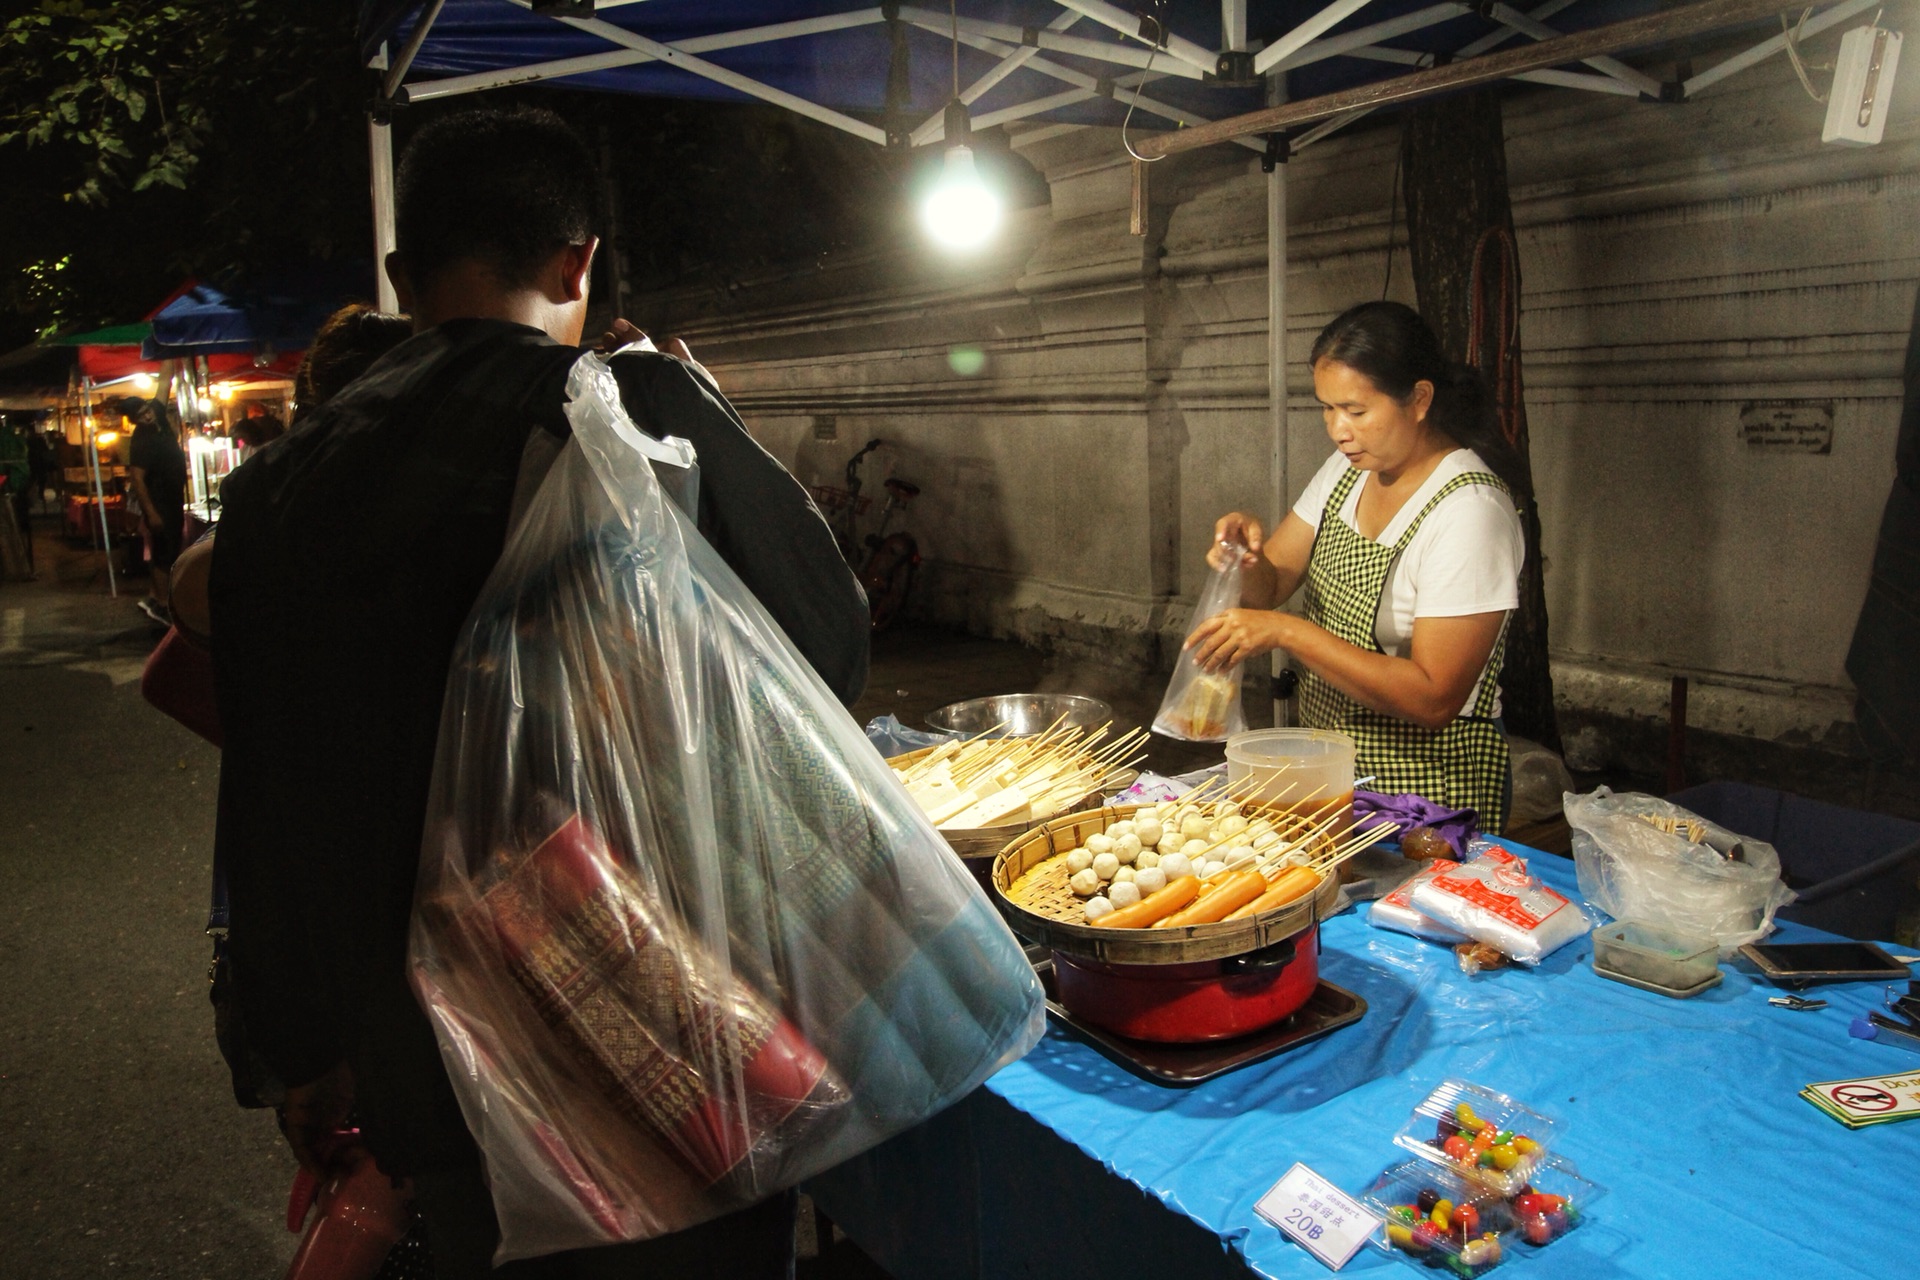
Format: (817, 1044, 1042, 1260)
(558, 237, 598, 303)
(384, 252, 415, 313)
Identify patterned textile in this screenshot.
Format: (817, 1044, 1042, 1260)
(1298, 467, 1514, 832)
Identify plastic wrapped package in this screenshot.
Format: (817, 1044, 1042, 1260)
(407, 351, 1044, 1262)
(1565, 788, 1795, 953)
(1391, 1079, 1558, 1198)
(1368, 859, 1470, 942)
(1152, 541, 1250, 742)
(1408, 845, 1590, 966)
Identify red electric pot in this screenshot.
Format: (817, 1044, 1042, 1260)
(1050, 926, 1321, 1043)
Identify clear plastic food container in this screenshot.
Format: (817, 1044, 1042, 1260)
(1591, 920, 1718, 991)
(1392, 1079, 1559, 1197)
(1359, 1158, 1512, 1275)
(1487, 1153, 1606, 1253)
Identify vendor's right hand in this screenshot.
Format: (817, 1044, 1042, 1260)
(1210, 514, 1266, 569)
(276, 1059, 357, 1177)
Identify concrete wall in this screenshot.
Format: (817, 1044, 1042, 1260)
(642, 54, 1919, 759)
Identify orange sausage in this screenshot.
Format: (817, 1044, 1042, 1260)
(1092, 875, 1200, 928)
(1153, 870, 1268, 928)
(1224, 867, 1321, 921)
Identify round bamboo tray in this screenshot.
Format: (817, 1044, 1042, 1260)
(990, 803, 1341, 966)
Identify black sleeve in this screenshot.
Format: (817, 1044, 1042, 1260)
(609, 352, 870, 706)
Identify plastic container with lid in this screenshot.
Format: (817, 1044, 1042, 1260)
(1591, 920, 1719, 993)
(1491, 1153, 1606, 1253)
(1392, 1079, 1559, 1197)
(1225, 728, 1354, 815)
(1359, 1158, 1511, 1275)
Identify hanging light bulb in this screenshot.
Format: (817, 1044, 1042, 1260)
(922, 94, 1000, 251)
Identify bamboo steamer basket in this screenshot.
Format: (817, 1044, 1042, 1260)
(990, 803, 1340, 967)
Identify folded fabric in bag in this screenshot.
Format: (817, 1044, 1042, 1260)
(409, 351, 1043, 1262)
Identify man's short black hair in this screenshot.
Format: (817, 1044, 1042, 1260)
(114, 396, 154, 420)
(394, 106, 600, 289)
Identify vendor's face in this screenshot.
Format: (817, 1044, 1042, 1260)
(1313, 358, 1433, 472)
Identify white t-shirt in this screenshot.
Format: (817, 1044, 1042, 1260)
(1291, 448, 1524, 717)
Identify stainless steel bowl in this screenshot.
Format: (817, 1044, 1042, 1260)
(925, 693, 1115, 737)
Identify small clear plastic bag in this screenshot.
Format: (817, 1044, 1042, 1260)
(407, 351, 1043, 1262)
(1153, 541, 1251, 742)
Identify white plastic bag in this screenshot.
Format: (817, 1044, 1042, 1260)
(1409, 844, 1590, 964)
(1153, 541, 1250, 742)
(1369, 858, 1471, 942)
(1565, 787, 1794, 953)
(407, 351, 1043, 1262)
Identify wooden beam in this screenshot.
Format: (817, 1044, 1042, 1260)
(1131, 0, 1794, 158)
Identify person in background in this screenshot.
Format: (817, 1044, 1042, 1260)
(26, 423, 53, 515)
(293, 304, 415, 423)
(231, 400, 287, 450)
(211, 106, 866, 1279)
(122, 396, 188, 629)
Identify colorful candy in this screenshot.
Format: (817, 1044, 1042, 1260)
(1432, 1108, 1540, 1181)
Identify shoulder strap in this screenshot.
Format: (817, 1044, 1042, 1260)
(1321, 465, 1362, 521)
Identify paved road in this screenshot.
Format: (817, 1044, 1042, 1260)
(0, 556, 298, 1279)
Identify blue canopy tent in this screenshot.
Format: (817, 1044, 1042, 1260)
(357, 0, 1884, 539)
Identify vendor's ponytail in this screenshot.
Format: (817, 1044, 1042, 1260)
(1309, 302, 1530, 499)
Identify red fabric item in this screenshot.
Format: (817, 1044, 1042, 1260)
(140, 627, 223, 747)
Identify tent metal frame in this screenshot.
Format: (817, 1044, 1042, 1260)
(367, 0, 1882, 710)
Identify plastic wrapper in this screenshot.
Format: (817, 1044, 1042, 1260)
(1409, 844, 1590, 966)
(1507, 737, 1575, 825)
(1152, 541, 1250, 742)
(1565, 787, 1794, 953)
(1392, 1079, 1558, 1198)
(407, 351, 1045, 1263)
(1368, 859, 1471, 942)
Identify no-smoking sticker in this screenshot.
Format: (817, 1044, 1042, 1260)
(1829, 1084, 1899, 1113)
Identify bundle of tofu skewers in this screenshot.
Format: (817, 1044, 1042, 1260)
(892, 719, 1150, 831)
(1016, 777, 1400, 928)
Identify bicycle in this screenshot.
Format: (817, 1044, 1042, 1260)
(809, 438, 921, 633)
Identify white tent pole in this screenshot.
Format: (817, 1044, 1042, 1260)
(1487, 3, 1665, 97)
(909, 9, 1082, 144)
(369, 118, 399, 312)
(1266, 92, 1289, 727)
(1684, 0, 1880, 95)
(1274, 3, 1471, 72)
(1052, 0, 1220, 72)
(896, 6, 1205, 77)
(1290, 104, 1379, 151)
(1457, 0, 1581, 56)
(382, 0, 446, 100)
(1224, 0, 1249, 51)
(1256, 0, 1383, 75)
(84, 383, 116, 597)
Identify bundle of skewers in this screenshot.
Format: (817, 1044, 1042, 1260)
(1003, 777, 1400, 929)
(891, 718, 1149, 831)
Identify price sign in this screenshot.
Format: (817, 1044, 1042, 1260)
(1254, 1163, 1381, 1271)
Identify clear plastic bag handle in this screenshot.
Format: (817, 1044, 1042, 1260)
(565, 347, 701, 520)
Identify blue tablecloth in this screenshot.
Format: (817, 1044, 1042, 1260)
(810, 840, 1920, 1279)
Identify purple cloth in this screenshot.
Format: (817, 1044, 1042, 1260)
(1352, 789, 1479, 856)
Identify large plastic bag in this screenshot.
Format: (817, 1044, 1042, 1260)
(1565, 787, 1794, 953)
(1153, 541, 1250, 741)
(407, 351, 1044, 1263)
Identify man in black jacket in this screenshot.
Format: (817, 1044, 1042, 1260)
(211, 107, 867, 1277)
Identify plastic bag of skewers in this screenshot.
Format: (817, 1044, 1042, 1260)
(406, 351, 1044, 1265)
(1152, 541, 1252, 741)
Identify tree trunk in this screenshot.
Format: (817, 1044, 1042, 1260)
(1402, 89, 1561, 753)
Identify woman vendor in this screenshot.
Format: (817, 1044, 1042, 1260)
(1188, 301, 1526, 833)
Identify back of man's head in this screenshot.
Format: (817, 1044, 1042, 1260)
(395, 107, 600, 290)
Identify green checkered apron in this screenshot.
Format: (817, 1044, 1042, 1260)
(1298, 466, 1513, 833)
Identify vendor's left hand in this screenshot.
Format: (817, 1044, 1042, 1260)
(1186, 608, 1290, 672)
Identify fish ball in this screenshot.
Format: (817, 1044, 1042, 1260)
(1108, 880, 1142, 908)
(1091, 851, 1120, 881)
(1136, 849, 1160, 870)
(1180, 815, 1210, 841)
(1224, 844, 1257, 867)
(1112, 866, 1135, 884)
(1069, 868, 1102, 896)
(1065, 849, 1094, 873)
(1108, 821, 1136, 840)
(1252, 831, 1281, 850)
(1280, 850, 1312, 870)
(1133, 866, 1167, 895)
(1083, 896, 1114, 922)
(1133, 818, 1164, 846)
(1160, 853, 1194, 880)
(1200, 859, 1226, 879)
(1085, 834, 1115, 856)
(1114, 833, 1142, 863)
(1157, 834, 1183, 857)
(1220, 815, 1250, 837)
(1181, 839, 1210, 857)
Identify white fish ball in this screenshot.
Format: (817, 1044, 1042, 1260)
(1252, 831, 1281, 850)
(1206, 826, 1224, 844)
(1225, 844, 1257, 867)
(1107, 880, 1142, 908)
(1160, 853, 1194, 880)
(1200, 859, 1226, 879)
(1091, 851, 1120, 881)
(1136, 849, 1161, 870)
(1221, 815, 1250, 837)
(1180, 815, 1210, 840)
(1113, 865, 1135, 883)
(1133, 866, 1167, 895)
(1086, 834, 1115, 856)
(1181, 839, 1210, 857)
(1248, 819, 1276, 838)
(1280, 850, 1312, 869)
(1070, 867, 1102, 896)
(1065, 849, 1094, 873)
(1158, 834, 1183, 856)
(1114, 833, 1142, 863)
(1109, 821, 1136, 840)
(1133, 818, 1164, 846)
(1083, 895, 1114, 922)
